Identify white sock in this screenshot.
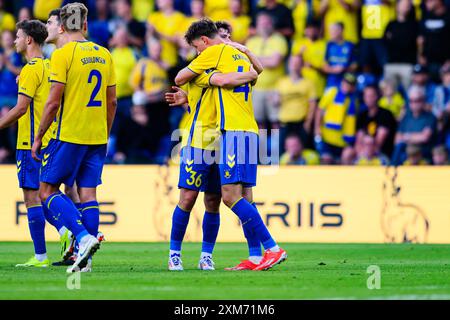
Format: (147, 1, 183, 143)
(170, 250, 181, 257)
(200, 252, 212, 259)
(249, 256, 262, 264)
(58, 226, 68, 237)
(268, 245, 280, 252)
(35, 253, 47, 261)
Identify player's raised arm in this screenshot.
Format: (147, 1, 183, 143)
(0, 95, 31, 130)
(31, 82, 64, 160)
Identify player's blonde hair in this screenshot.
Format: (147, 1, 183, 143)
(60, 2, 88, 33)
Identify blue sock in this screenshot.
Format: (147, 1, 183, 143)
(44, 192, 88, 243)
(75, 203, 82, 218)
(27, 205, 47, 254)
(170, 206, 190, 251)
(230, 198, 276, 250)
(42, 202, 64, 231)
(202, 211, 220, 255)
(80, 201, 99, 236)
(242, 202, 262, 257)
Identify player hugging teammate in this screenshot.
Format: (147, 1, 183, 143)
(167, 19, 287, 271)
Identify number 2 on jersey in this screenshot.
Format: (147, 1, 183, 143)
(233, 66, 250, 102)
(87, 69, 102, 107)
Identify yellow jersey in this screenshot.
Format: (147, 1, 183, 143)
(17, 58, 52, 150)
(132, 0, 154, 22)
(245, 33, 288, 91)
(323, 0, 359, 43)
(33, 0, 63, 21)
(130, 58, 168, 94)
(147, 11, 187, 67)
(205, 0, 231, 21)
(181, 70, 218, 151)
(0, 10, 15, 32)
(361, 0, 394, 39)
(111, 47, 138, 99)
(292, 37, 327, 96)
(228, 15, 251, 44)
(277, 76, 316, 123)
(50, 41, 116, 145)
(319, 87, 357, 148)
(187, 43, 259, 134)
(379, 93, 405, 119)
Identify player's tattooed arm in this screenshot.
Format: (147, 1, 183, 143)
(32, 82, 65, 161)
(165, 86, 189, 110)
(174, 67, 198, 86)
(209, 65, 258, 89)
(0, 94, 30, 130)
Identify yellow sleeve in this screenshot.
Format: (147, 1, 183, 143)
(18, 65, 39, 99)
(49, 48, 69, 84)
(194, 70, 218, 88)
(187, 45, 224, 75)
(318, 88, 336, 110)
(107, 52, 116, 87)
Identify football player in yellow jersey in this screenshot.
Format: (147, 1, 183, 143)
(165, 60, 258, 271)
(175, 19, 287, 271)
(0, 20, 51, 267)
(31, 3, 117, 273)
(44, 8, 105, 269)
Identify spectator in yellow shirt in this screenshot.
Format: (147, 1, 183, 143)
(274, 55, 317, 150)
(360, 0, 395, 74)
(147, 0, 187, 67)
(280, 134, 320, 165)
(319, 0, 360, 44)
(379, 78, 406, 120)
(205, 0, 231, 21)
(228, 0, 251, 44)
(110, 27, 139, 136)
(246, 12, 288, 130)
(0, 0, 15, 33)
(130, 38, 170, 160)
(291, 20, 327, 96)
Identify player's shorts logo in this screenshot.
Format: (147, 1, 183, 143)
(381, 167, 430, 243)
(224, 170, 231, 179)
(227, 154, 236, 168)
(17, 160, 22, 173)
(42, 153, 50, 167)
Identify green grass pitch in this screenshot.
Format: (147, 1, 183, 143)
(1, 242, 450, 300)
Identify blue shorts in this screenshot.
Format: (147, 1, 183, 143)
(178, 146, 221, 194)
(16, 149, 45, 190)
(218, 131, 258, 187)
(40, 139, 106, 188)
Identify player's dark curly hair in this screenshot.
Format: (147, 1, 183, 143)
(184, 18, 218, 45)
(215, 20, 232, 34)
(16, 20, 48, 46)
(48, 8, 61, 23)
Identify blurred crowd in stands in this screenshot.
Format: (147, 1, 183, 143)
(0, 0, 449, 165)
